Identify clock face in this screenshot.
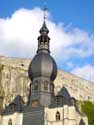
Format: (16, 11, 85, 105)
(32, 100, 39, 108)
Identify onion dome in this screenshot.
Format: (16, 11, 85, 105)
(39, 21, 49, 35)
(28, 52, 57, 81)
(28, 20, 57, 81)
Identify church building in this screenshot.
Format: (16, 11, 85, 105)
(0, 16, 88, 125)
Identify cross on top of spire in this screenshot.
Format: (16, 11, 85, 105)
(43, 0, 48, 21)
(43, 7, 47, 21)
(39, 5, 49, 35)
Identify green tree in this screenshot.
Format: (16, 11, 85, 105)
(81, 101, 94, 125)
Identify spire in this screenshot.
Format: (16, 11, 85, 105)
(39, 20, 49, 35)
(37, 7, 50, 53)
(39, 7, 49, 35)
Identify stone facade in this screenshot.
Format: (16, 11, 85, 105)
(0, 106, 88, 125)
(0, 112, 23, 125)
(44, 106, 88, 125)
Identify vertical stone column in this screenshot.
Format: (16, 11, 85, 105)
(63, 105, 69, 125)
(69, 106, 77, 125)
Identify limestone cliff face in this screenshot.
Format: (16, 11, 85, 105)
(0, 56, 94, 110)
(54, 71, 94, 102)
(0, 56, 31, 110)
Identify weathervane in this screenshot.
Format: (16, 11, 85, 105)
(43, 8, 47, 21)
(43, 0, 48, 21)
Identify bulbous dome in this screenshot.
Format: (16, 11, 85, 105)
(28, 52, 57, 81)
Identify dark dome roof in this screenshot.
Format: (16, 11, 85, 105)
(28, 52, 57, 81)
(39, 21, 49, 34)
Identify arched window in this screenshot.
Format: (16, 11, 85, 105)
(8, 119, 12, 125)
(56, 96, 61, 105)
(56, 111, 60, 121)
(21, 64, 24, 66)
(44, 81, 48, 91)
(34, 80, 39, 91)
(34, 84, 38, 91)
(79, 119, 85, 125)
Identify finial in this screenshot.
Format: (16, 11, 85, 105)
(39, 19, 49, 34)
(39, 0, 49, 34)
(39, 4, 49, 34)
(43, 7, 47, 21)
(43, 0, 48, 21)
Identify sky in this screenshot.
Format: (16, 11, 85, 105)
(0, 0, 94, 82)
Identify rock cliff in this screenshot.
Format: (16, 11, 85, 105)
(0, 56, 94, 111)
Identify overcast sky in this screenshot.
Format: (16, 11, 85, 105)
(0, 0, 94, 82)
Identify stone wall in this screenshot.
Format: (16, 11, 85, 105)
(0, 56, 94, 110)
(0, 112, 23, 125)
(44, 106, 88, 125)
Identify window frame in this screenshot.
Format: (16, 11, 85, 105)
(56, 111, 60, 121)
(44, 81, 48, 91)
(8, 119, 12, 125)
(34, 80, 39, 92)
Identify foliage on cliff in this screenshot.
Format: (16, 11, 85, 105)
(81, 101, 94, 125)
(0, 65, 4, 112)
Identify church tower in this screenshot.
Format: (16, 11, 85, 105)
(0, 9, 88, 125)
(28, 19, 57, 107)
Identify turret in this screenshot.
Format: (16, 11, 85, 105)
(28, 19, 57, 107)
